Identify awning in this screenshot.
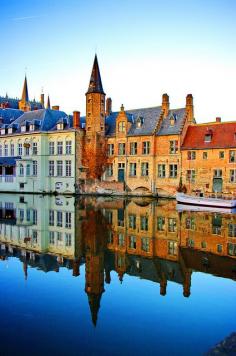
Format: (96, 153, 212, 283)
(0, 156, 21, 166)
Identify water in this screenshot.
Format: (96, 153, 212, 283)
(0, 194, 236, 356)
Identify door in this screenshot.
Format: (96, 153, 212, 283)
(118, 169, 125, 182)
(213, 178, 223, 193)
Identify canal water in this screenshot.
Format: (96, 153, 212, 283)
(0, 194, 235, 356)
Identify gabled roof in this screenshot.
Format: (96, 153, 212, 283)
(182, 122, 236, 149)
(86, 55, 105, 95)
(105, 106, 186, 137)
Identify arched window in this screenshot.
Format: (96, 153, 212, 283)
(19, 164, 24, 176)
(26, 164, 30, 176)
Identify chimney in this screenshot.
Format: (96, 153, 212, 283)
(216, 117, 221, 123)
(40, 93, 44, 108)
(73, 111, 80, 129)
(106, 97, 112, 116)
(186, 94, 194, 123)
(162, 93, 169, 117)
(52, 105, 59, 111)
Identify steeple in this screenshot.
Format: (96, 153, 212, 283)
(86, 54, 105, 95)
(21, 75, 29, 102)
(87, 292, 103, 326)
(47, 95, 51, 109)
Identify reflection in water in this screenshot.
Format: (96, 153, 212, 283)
(0, 194, 236, 328)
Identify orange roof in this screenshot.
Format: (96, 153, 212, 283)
(182, 122, 236, 150)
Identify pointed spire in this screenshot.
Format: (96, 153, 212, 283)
(87, 293, 102, 326)
(21, 75, 29, 102)
(47, 95, 51, 109)
(86, 54, 105, 95)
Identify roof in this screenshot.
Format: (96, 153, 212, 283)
(0, 108, 24, 124)
(182, 122, 236, 150)
(21, 76, 29, 102)
(86, 55, 105, 95)
(0, 156, 21, 165)
(0, 96, 43, 110)
(105, 106, 186, 137)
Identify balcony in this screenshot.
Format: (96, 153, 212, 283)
(0, 175, 15, 183)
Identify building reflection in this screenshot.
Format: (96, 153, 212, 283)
(0, 194, 236, 324)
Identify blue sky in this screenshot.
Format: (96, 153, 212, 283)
(1, 0, 236, 120)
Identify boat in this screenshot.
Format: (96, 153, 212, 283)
(176, 203, 236, 214)
(176, 192, 236, 209)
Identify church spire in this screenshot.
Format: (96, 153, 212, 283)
(86, 54, 105, 95)
(21, 75, 29, 102)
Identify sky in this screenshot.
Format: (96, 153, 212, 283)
(0, 0, 236, 121)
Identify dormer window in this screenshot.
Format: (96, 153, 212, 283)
(8, 128, 12, 134)
(30, 124, 35, 131)
(136, 116, 144, 128)
(205, 134, 212, 142)
(170, 114, 176, 126)
(118, 121, 125, 132)
(1, 128, 5, 135)
(57, 123, 64, 130)
(21, 125, 26, 132)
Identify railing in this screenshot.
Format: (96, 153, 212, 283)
(4, 176, 14, 183)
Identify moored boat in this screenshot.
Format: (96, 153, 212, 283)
(176, 192, 236, 208)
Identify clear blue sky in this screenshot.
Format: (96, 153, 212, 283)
(1, 0, 236, 121)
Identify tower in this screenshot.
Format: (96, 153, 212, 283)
(19, 76, 31, 112)
(186, 94, 194, 123)
(83, 55, 107, 179)
(85, 54, 106, 139)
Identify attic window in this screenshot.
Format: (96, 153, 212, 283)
(8, 128, 12, 134)
(205, 133, 212, 143)
(57, 123, 64, 130)
(30, 124, 35, 131)
(1, 128, 6, 135)
(170, 115, 176, 126)
(21, 125, 26, 132)
(136, 117, 144, 128)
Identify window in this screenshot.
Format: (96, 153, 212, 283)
(32, 230, 38, 244)
(217, 244, 223, 253)
(142, 141, 150, 154)
(118, 208, 124, 227)
(32, 161, 37, 176)
(49, 160, 54, 176)
(19, 164, 24, 176)
(168, 218, 177, 232)
(10, 144, 14, 156)
(65, 233, 72, 247)
(141, 162, 149, 176)
(187, 151, 196, 160)
(230, 170, 236, 183)
(118, 233, 125, 247)
(65, 160, 72, 177)
(118, 143, 125, 155)
(49, 142, 55, 155)
(201, 241, 207, 249)
(186, 170, 196, 183)
(228, 224, 236, 237)
(140, 216, 148, 231)
(157, 216, 165, 231)
(57, 232, 63, 245)
(186, 217, 195, 230)
(30, 124, 34, 131)
(169, 140, 178, 154)
(203, 152, 208, 160)
(108, 144, 114, 156)
(169, 164, 177, 178)
(57, 160, 63, 176)
(57, 211, 63, 227)
(212, 214, 222, 235)
(188, 239, 194, 248)
(66, 141, 72, 154)
(130, 142, 137, 155)
(118, 121, 125, 132)
(19, 209, 24, 222)
(25, 145, 30, 156)
(129, 163, 137, 177)
(0, 144, 2, 156)
(158, 164, 166, 178)
(32, 142, 38, 155)
(57, 141, 63, 155)
(106, 163, 113, 177)
(18, 143, 23, 156)
(141, 237, 150, 252)
(26, 164, 31, 176)
(32, 210, 37, 225)
(205, 134, 212, 142)
(214, 169, 222, 178)
(129, 215, 136, 229)
(168, 241, 177, 255)
(57, 123, 64, 130)
(21, 125, 26, 132)
(49, 210, 54, 226)
(108, 231, 113, 244)
(49, 231, 55, 245)
(219, 151, 224, 159)
(4, 144, 8, 156)
(129, 236, 136, 249)
(105, 211, 113, 224)
(228, 243, 236, 256)
(65, 212, 71, 228)
(26, 209, 30, 221)
(229, 151, 236, 163)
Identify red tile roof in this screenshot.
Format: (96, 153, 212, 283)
(182, 122, 236, 150)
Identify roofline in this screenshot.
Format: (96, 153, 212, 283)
(181, 146, 236, 150)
